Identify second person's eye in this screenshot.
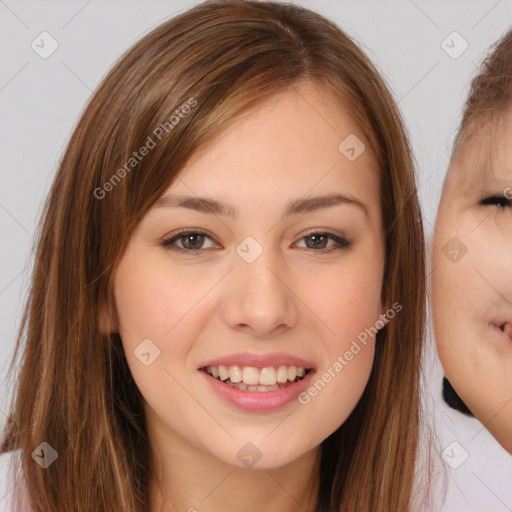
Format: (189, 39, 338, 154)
(480, 195, 512, 209)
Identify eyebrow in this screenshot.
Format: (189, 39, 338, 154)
(152, 193, 369, 219)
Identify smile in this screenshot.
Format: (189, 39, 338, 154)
(202, 365, 310, 392)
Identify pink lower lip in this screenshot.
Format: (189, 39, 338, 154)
(199, 369, 316, 412)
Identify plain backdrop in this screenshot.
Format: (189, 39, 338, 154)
(1, 1, 512, 510)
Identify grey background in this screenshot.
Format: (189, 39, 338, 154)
(1, 0, 512, 509)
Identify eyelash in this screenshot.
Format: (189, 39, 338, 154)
(160, 228, 352, 254)
(480, 195, 512, 209)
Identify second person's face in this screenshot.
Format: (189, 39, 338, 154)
(432, 113, 512, 453)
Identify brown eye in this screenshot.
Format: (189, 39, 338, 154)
(296, 232, 352, 252)
(161, 229, 219, 253)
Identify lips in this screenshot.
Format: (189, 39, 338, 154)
(199, 352, 315, 370)
(197, 352, 316, 411)
(503, 321, 512, 340)
(199, 365, 315, 412)
(490, 320, 512, 341)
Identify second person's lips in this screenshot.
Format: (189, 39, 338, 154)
(501, 321, 512, 341)
(490, 320, 512, 342)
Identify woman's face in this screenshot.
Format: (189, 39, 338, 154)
(112, 82, 386, 469)
(432, 113, 512, 453)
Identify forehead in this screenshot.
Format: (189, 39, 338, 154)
(445, 111, 512, 192)
(167, 83, 381, 206)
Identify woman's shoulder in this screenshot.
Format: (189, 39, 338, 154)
(0, 449, 32, 512)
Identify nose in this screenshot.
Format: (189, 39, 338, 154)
(220, 250, 300, 338)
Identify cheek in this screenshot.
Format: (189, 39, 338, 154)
(316, 275, 381, 350)
(432, 215, 472, 371)
(112, 254, 210, 429)
(318, 255, 384, 337)
(112, 253, 211, 402)
(433, 213, 512, 323)
(296, 260, 382, 430)
(113, 252, 214, 342)
(298, 333, 376, 446)
(432, 213, 512, 400)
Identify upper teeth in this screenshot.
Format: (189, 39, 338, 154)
(205, 365, 307, 386)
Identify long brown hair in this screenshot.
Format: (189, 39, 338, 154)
(1, 1, 428, 510)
